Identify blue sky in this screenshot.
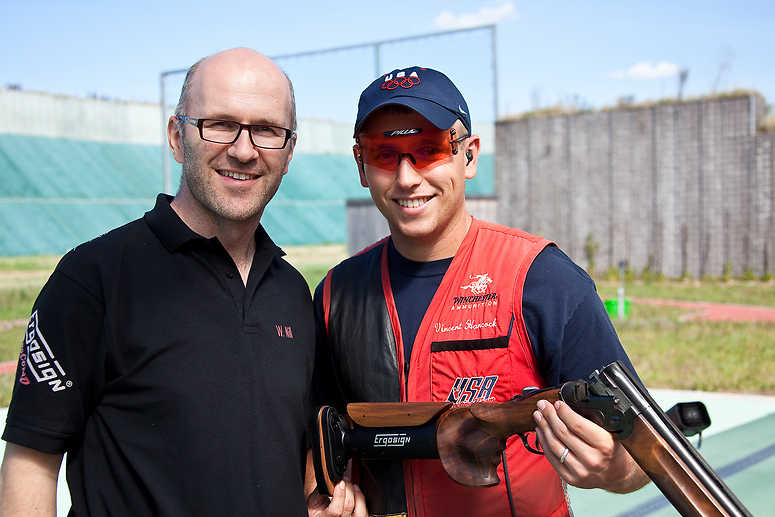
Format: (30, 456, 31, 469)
(2, 1, 773, 124)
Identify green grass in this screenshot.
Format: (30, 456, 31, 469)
(0, 287, 39, 321)
(299, 264, 332, 293)
(0, 255, 54, 322)
(1, 327, 23, 407)
(1, 326, 23, 361)
(300, 264, 332, 291)
(2, 254, 775, 408)
(596, 279, 775, 307)
(282, 244, 345, 291)
(611, 304, 775, 393)
(0, 373, 15, 408)
(0, 255, 60, 271)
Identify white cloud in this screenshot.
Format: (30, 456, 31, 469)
(610, 62, 681, 80)
(433, 1, 517, 30)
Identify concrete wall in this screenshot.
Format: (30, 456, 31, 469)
(0, 88, 162, 145)
(496, 93, 774, 278)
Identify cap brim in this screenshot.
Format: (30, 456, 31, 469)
(354, 96, 459, 136)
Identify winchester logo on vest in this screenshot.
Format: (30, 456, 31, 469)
(452, 273, 498, 311)
(461, 273, 492, 295)
(446, 375, 498, 404)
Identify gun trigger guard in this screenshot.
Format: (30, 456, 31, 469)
(518, 432, 544, 455)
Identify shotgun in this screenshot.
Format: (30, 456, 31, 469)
(312, 361, 751, 517)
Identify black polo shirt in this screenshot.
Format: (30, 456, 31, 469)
(3, 194, 315, 516)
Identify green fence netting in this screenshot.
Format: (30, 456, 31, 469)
(0, 134, 493, 255)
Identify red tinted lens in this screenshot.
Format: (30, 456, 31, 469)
(358, 130, 452, 171)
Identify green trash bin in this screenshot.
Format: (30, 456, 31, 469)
(604, 298, 630, 319)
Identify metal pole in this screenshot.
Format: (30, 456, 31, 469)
(268, 25, 493, 62)
(374, 43, 381, 77)
(160, 72, 171, 194)
(491, 25, 498, 121)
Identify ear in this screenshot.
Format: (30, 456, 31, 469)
(167, 116, 185, 164)
(463, 134, 480, 180)
(353, 144, 369, 188)
(282, 132, 297, 176)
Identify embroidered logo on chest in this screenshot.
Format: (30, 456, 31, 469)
(461, 273, 492, 295)
(452, 272, 499, 311)
(275, 324, 294, 339)
(447, 375, 499, 404)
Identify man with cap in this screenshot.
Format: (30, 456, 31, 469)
(310, 67, 650, 516)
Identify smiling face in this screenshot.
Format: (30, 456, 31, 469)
(355, 108, 479, 260)
(168, 48, 295, 230)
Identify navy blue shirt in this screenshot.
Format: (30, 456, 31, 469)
(388, 240, 636, 386)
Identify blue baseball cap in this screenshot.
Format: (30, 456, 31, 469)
(353, 66, 472, 137)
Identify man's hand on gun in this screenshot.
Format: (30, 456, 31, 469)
(307, 459, 368, 517)
(533, 399, 649, 493)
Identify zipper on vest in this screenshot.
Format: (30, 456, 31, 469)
(404, 361, 410, 399)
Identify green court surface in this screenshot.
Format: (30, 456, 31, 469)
(1, 389, 773, 516)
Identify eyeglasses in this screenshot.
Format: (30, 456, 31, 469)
(356, 127, 469, 172)
(177, 115, 293, 149)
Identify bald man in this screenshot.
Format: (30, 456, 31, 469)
(0, 48, 363, 517)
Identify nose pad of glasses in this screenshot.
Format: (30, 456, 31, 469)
(399, 153, 417, 166)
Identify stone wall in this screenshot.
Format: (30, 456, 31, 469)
(496, 93, 773, 278)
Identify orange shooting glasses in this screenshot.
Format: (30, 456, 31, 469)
(356, 127, 468, 172)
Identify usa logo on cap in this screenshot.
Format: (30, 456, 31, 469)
(354, 65, 472, 137)
(381, 70, 421, 90)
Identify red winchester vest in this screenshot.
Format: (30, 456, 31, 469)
(323, 219, 571, 517)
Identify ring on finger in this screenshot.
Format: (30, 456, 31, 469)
(559, 447, 570, 464)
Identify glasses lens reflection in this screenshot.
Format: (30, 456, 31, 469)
(358, 130, 456, 171)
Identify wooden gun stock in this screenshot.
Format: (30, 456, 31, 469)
(436, 388, 563, 486)
(313, 361, 751, 517)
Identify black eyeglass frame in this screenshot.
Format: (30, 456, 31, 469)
(177, 115, 294, 149)
(448, 128, 470, 155)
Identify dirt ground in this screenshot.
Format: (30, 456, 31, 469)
(632, 298, 775, 322)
